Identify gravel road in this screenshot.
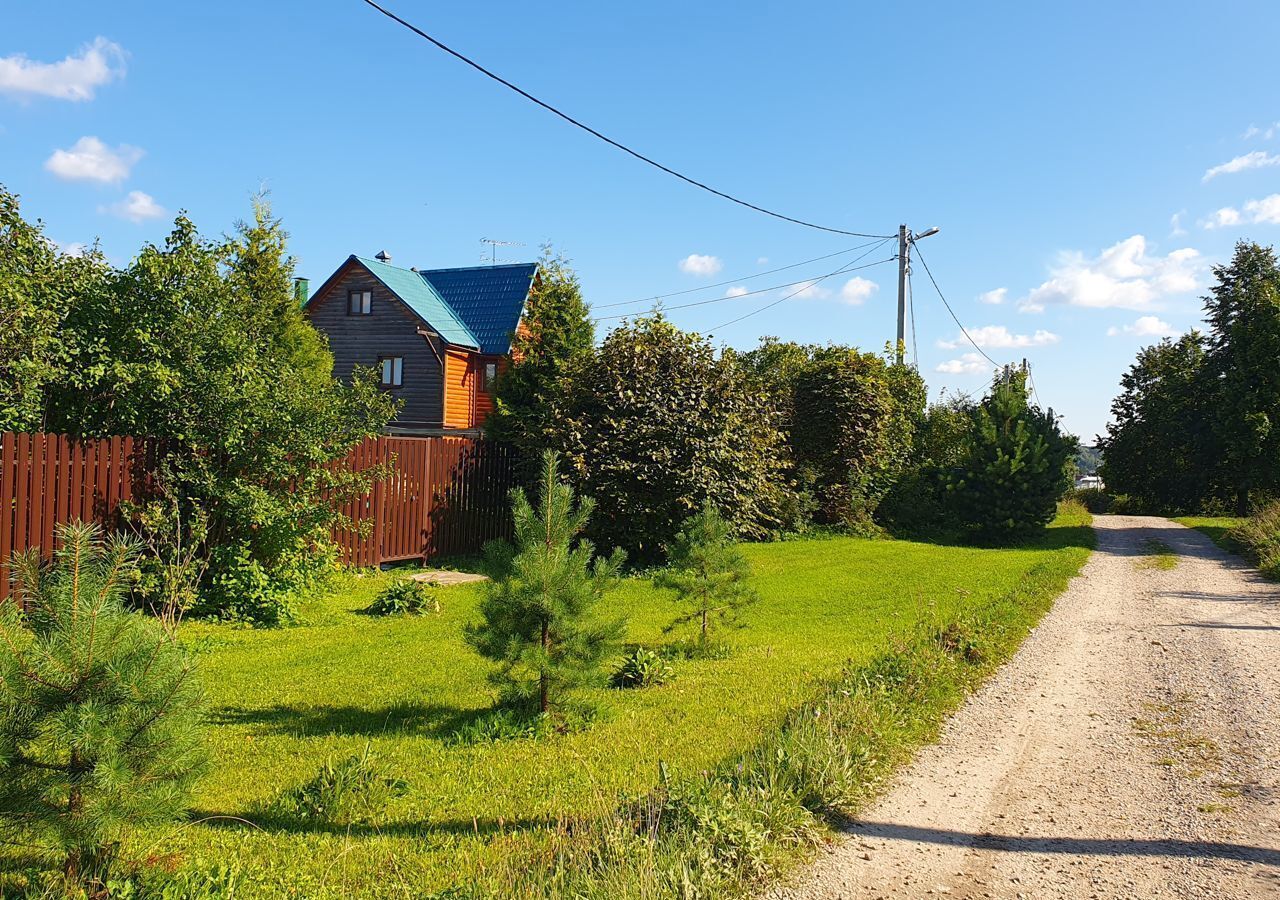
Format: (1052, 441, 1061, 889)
(768, 515, 1280, 900)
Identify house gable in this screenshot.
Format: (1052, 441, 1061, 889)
(304, 258, 449, 430)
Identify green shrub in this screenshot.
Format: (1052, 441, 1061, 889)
(556, 315, 791, 564)
(611, 647, 673, 689)
(366, 577, 440, 616)
(1066, 487, 1113, 514)
(0, 522, 207, 887)
(271, 747, 407, 825)
(1229, 500, 1280, 579)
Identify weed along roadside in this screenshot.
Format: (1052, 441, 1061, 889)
(56, 505, 1089, 899)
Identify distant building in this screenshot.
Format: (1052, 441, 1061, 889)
(303, 252, 538, 435)
(1075, 475, 1104, 490)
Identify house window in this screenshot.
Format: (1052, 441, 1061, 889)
(482, 362, 498, 390)
(348, 290, 372, 315)
(380, 356, 403, 388)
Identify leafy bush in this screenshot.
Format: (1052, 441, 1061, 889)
(611, 647, 673, 689)
(0, 522, 207, 886)
(367, 577, 440, 616)
(789, 347, 926, 530)
(1229, 500, 1280, 579)
(1066, 487, 1113, 513)
(556, 315, 791, 564)
(271, 747, 407, 825)
(11, 193, 396, 624)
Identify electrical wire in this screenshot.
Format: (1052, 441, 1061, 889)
(594, 238, 893, 322)
(592, 239, 894, 322)
(595, 241, 884, 309)
(910, 241, 1002, 368)
(707, 251, 896, 332)
(359, 0, 892, 239)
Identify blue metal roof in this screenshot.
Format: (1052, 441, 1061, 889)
(352, 256, 480, 349)
(418, 263, 538, 355)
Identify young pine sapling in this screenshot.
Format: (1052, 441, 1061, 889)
(0, 522, 208, 886)
(466, 450, 626, 716)
(656, 502, 759, 648)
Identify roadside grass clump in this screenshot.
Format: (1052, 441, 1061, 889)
(366, 577, 440, 616)
(1227, 500, 1280, 579)
(269, 746, 408, 825)
(611, 647, 674, 689)
(1136, 538, 1178, 570)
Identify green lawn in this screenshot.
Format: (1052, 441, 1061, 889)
(5, 513, 1093, 898)
(1172, 516, 1246, 551)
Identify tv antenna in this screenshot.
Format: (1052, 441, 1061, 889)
(480, 237, 525, 266)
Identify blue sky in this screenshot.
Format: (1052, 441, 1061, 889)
(4, 1, 1279, 442)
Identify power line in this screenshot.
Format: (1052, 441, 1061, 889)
(708, 250, 896, 332)
(588, 239, 890, 323)
(595, 241, 884, 309)
(910, 241, 1002, 369)
(359, 0, 892, 239)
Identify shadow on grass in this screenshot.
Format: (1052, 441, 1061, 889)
(891, 522, 1097, 554)
(207, 701, 492, 739)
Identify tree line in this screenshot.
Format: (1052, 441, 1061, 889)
(1101, 242, 1280, 514)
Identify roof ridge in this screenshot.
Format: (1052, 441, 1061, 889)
(415, 262, 537, 274)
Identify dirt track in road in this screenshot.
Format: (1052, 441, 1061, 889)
(768, 515, 1280, 900)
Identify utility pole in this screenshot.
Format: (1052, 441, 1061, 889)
(896, 225, 909, 364)
(896, 224, 939, 366)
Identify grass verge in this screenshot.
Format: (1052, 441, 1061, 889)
(0, 508, 1093, 898)
(1172, 516, 1246, 552)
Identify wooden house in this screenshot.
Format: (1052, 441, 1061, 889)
(303, 251, 538, 434)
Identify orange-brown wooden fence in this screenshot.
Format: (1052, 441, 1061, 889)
(0, 432, 516, 604)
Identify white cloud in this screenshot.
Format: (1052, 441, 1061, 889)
(1243, 122, 1280, 140)
(1201, 195, 1280, 229)
(978, 287, 1007, 305)
(937, 325, 1059, 350)
(1201, 206, 1243, 229)
(44, 136, 143, 184)
(101, 190, 165, 223)
(1244, 194, 1280, 225)
(724, 286, 748, 298)
(0, 37, 126, 102)
(1107, 316, 1178, 338)
(1017, 235, 1201, 313)
(1203, 150, 1280, 181)
(756, 257, 769, 266)
(1170, 211, 1187, 236)
(791, 279, 832, 301)
(678, 253, 723, 277)
(55, 240, 88, 257)
(839, 276, 878, 305)
(936, 353, 989, 375)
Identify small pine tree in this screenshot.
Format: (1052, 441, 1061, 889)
(0, 522, 207, 885)
(945, 371, 1075, 539)
(466, 450, 626, 715)
(655, 503, 759, 646)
